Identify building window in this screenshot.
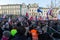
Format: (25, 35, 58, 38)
(35, 10, 36, 12)
(32, 10, 33, 12)
(30, 13, 32, 15)
(44, 11, 45, 12)
(32, 13, 33, 16)
(30, 13, 31, 15)
(39, 14, 40, 15)
(53, 10, 54, 12)
(59, 11, 60, 14)
(56, 13, 57, 15)
(30, 10, 31, 12)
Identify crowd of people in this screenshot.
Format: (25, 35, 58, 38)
(0, 15, 60, 40)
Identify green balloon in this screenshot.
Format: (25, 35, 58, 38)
(10, 29, 17, 36)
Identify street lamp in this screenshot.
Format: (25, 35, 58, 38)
(20, 5, 22, 16)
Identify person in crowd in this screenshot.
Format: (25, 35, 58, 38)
(28, 24, 39, 40)
(1, 31, 10, 40)
(0, 15, 60, 40)
(29, 28, 39, 40)
(11, 24, 26, 40)
(0, 25, 3, 39)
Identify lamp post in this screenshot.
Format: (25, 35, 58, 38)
(20, 5, 22, 16)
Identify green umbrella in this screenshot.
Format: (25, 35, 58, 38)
(10, 29, 17, 36)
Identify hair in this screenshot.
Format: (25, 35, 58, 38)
(17, 26, 26, 36)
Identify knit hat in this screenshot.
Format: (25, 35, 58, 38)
(3, 31, 10, 37)
(10, 29, 17, 36)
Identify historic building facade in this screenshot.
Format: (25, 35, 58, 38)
(0, 3, 59, 19)
(0, 4, 21, 15)
(27, 3, 39, 17)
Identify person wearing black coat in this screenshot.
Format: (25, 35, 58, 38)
(0, 26, 3, 39)
(11, 26, 27, 40)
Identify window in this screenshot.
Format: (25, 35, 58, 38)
(44, 11, 45, 12)
(35, 9, 37, 12)
(30, 13, 32, 15)
(29, 13, 31, 15)
(39, 14, 40, 15)
(59, 11, 60, 14)
(29, 13, 30, 15)
(56, 13, 57, 15)
(32, 10, 33, 12)
(30, 10, 31, 12)
(53, 10, 54, 12)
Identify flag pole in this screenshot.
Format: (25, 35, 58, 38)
(20, 5, 22, 16)
(48, 0, 53, 25)
(47, 0, 54, 34)
(47, 0, 52, 32)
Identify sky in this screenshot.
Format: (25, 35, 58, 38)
(0, 0, 60, 7)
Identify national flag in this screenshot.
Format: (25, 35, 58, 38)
(47, 8, 53, 16)
(8, 17, 11, 23)
(32, 16, 35, 21)
(29, 16, 33, 21)
(53, 17, 57, 20)
(37, 8, 42, 13)
(57, 14, 60, 20)
(26, 12, 29, 17)
(38, 16, 43, 20)
(46, 8, 53, 20)
(18, 16, 24, 22)
(8, 17, 12, 24)
(2, 15, 6, 18)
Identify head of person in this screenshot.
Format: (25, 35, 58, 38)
(17, 26, 26, 36)
(10, 29, 17, 37)
(2, 31, 10, 40)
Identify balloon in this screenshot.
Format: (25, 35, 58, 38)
(10, 29, 17, 36)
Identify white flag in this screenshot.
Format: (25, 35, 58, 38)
(57, 15, 60, 20)
(8, 17, 11, 23)
(2, 15, 6, 18)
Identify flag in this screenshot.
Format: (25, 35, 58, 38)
(29, 16, 33, 21)
(18, 16, 24, 22)
(38, 16, 43, 20)
(32, 16, 35, 21)
(37, 8, 42, 13)
(47, 8, 53, 16)
(26, 12, 29, 17)
(8, 17, 12, 24)
(46, 8, 53, 20)
(2, 15, 6, 18)
(53, 17, 57, 20)
(57, 15, 60, 20)
(8, 17, 11, 23)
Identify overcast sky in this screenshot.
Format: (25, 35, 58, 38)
(0, 0, 60, 7)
